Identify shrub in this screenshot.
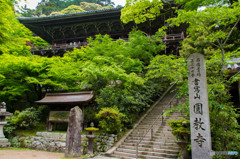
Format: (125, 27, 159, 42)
(11, 107, 40, 128)
(4, 107, 40, 137)
(96, 106, 126, 134)
(168, 119, 190, 141)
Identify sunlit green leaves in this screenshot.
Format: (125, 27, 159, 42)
(146, 55, 187, 85)
(121, 0, 164, 24)
(0, 0, 32, 56)
(175, 0, 235, 11)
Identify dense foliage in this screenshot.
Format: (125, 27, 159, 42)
(50, 3, 112, 16)
(0, 0, 32, 55)
(4, 107, 41, 137)
(122, 0, 240, 154)
(18, 0, 116, 17)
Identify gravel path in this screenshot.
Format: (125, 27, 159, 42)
(0, 150, 119, 159)
(0, 150, 64, 159)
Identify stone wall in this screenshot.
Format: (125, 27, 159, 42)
(13, 132, 117, 153)
(96, 134, 117, 152)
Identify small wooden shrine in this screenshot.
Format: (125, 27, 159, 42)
(35, 91, 94, 131)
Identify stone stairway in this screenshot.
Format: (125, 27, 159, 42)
(106, 86, 184, 159)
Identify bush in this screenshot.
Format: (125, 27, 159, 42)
(4, 107, 40, 137)
(168, 119, 190, 141)
(96, 106, 126, 134)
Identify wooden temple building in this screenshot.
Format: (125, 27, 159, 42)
(18, 6, 186, 57)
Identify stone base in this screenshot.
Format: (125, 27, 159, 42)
(0, 137, 11, 148)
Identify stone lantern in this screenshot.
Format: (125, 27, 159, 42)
(0, 102, 12, 148)
(175, 121, 190, 159)
(85, 122, 99, 155)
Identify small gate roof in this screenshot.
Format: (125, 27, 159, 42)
(35, 91, 94, 105)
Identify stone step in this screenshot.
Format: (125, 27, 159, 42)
(156, 127, 172, 131)
(119, 144, 180, 151)
(109, 155, 134, 159)
(131, 130, 171, 134)
(151, 106, 171, 109)
(123, 139, 177, 145)
(148, 112, 182, 115)
(122, 141, 179, 149)
(139, 119, 163, 123)
(119, 143, 180, 151)
(143, 117, 182, 120)
(133, 126, 171, 131)
(127, 135, 175, 141)
(124, 137, 176, 143)
(109, 88, 182, 159)
(164, 115, 185, 118)
(138, 119, 164, 123)
(128, 133, 175, 138)
(136, 125, 162, 129)
(113, 150, 178, 159)
(129, 130, 174, 137)
(116, 147, 179, 155)
(138, 121, 163, 125)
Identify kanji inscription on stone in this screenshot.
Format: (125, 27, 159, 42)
(188, 53, 212, 159)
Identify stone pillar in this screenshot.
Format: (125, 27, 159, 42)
(188, 53, 212, 159)
(65, 106, 82, 157)
(86, 135, 97, 154)
(176, 141, 190, 159)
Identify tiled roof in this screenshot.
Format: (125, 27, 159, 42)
(35, 91, 94, 105)
(18, 7, 123, 23)
(224, 58, 240, 72)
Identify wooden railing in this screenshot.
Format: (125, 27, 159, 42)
(30, 33, 184, 52)
(160, 32, 185, 42)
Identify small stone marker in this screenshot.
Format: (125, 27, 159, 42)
(188, 53, 212, 159)
(65, 106, 82, 157)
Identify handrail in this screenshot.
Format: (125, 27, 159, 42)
(136, 92, 178, 159)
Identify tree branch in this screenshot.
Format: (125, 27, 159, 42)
(228, 69, 240, 81)
(198, 18, 223, 47)
(223, 16, 240, 45)
(208, 39, 219, 48)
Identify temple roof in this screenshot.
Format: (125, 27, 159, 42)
(35, 91, 94, 105)
(18, 5, 181, 45)
(18, 8, 124, 43)
(18, 7, 122, 22)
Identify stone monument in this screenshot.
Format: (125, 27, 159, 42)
(0, 102, 12, 148)
(65, 106, 82, 157)
(188, 53, 212, 159)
